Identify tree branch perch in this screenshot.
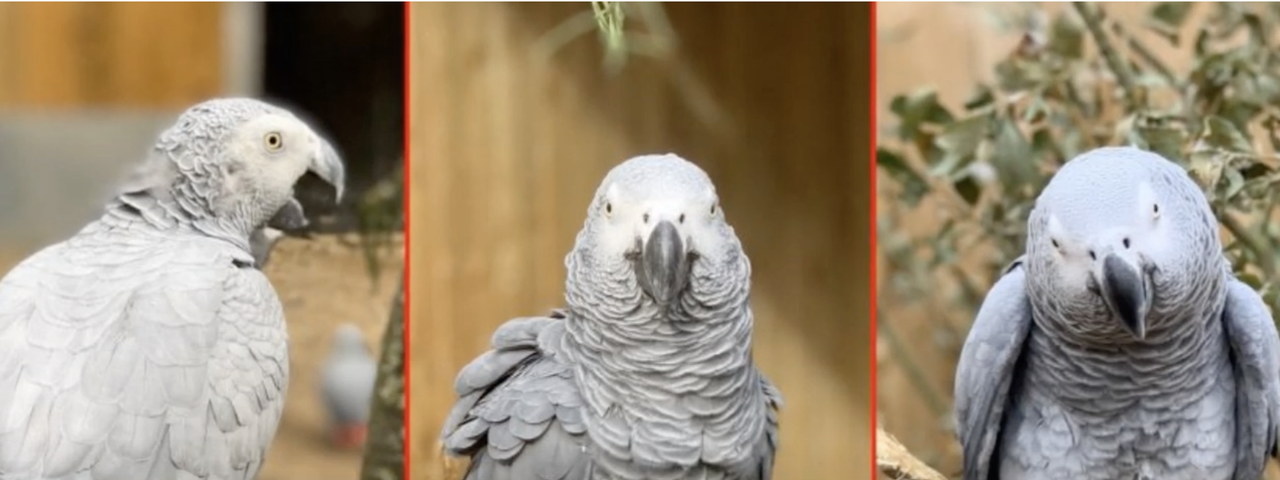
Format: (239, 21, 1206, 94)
(876, 427, 949, 480)
(359, 282, 405, 480)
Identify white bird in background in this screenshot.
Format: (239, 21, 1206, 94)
(320, 322, 380, 450)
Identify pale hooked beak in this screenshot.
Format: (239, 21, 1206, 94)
(310, 138, 346, 203)
(1097, 253, 1154, 340)
(634, 220, 692, 307)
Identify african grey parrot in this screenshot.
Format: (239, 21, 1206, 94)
(953, 146, 1280, 480)
(440, 154, 783, 480)
(0, 98, 345, 480)
(318, 322, 378, 449)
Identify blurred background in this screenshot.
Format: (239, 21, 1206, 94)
(0, 3, 404, 480)
(878, 3, 1280, 479)
(408, 3, 870, 479)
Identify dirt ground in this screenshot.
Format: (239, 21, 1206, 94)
(0, 233, 403, 480)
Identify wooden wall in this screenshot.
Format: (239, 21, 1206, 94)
(0, 2, 223, 108)
(409, 3, 871, 479)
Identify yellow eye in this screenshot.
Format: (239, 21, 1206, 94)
(264, 132, 283, 151)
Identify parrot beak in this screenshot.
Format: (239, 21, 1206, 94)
(266, 198, 315, 240)
(309, 138, 346, 204)
(1098, 253, 1153, 340)
(635, 220, 691, 307)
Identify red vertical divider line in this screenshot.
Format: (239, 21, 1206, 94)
(867, 1, 878, 479)
(400, 2, 412, 480)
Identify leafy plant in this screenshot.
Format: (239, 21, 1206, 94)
(878, 1, 1280, 431)
(355, 161, 404, 283)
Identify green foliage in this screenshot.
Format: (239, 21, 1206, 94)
(355, 163, 404, 284)
(593, 1, 630, 73)
(534, 2, 678, 76)
(878, 2, 1280, 415)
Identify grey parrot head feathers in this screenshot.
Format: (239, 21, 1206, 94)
(570, 153, 744, 310)
(120, 97, 345, 243)
(1025, 146, 1220, 342)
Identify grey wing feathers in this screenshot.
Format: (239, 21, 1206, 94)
(0, 236, 287, 480)
(441, 312, 590, 480)
(756, 375, 783, 480)
(1221, 278, 1280, 480)
(953, 256, 1034, 480)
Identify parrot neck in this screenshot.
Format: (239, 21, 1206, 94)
(99, 190, 252, 254)
(561, 251, 758, 386)
(104, 150, 259, 253)
(559, 254, 768, 472)
(1024, 289, 1230, 416)
(560, 301, 757, 378)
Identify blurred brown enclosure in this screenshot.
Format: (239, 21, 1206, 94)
(409, 2, 871, 480)
(0, 2, 405, 214)
(0, 2, 223, 108)
(875, 2, 1258, 477)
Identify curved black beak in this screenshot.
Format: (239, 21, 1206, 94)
(635, 220, 690, 306)
(1100, 253, 1152, 340)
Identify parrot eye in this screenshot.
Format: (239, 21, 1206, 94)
(264, 132, 284, 151)
(604, 202, 613, 216)
(1153, 203, 1160, 218)
(710, 203, 718, 216)
(1051, 239, 1060, 249)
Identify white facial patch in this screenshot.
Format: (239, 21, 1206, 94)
(1133, 181, 1171, 259)
(1044, 212, 1094, 289)
(1136, 182, 1159, 223)
(594, 182, 637, 255)
(606, 183, 621, 204)
(1046, 214, 1066, 246)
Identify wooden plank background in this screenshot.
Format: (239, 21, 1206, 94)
(409, 3, 872, 479)
(0, 2, 222, 109)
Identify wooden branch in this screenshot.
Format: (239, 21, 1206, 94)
(876, 427, 949, 480)
(1073, 2, 1142, 108)
(359, 282, 406, 480)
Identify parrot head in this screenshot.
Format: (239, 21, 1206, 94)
(124, 97, 345, 240)
(1025, 147, 1220, 342)
(570, 154, 747, 311)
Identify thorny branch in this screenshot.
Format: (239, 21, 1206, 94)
(1073, 2, 1141, 108)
